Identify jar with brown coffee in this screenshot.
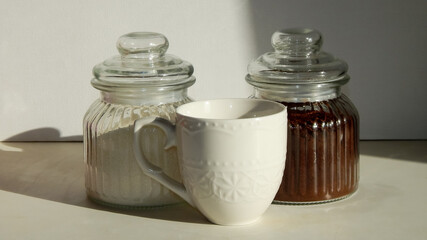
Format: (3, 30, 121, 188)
(246, 28, 359, 204)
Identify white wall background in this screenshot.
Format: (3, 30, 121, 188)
(0, 0, 426, 141)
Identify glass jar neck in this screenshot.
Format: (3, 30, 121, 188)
(100, 87, 189, 105)
(252, 84, 341, 102)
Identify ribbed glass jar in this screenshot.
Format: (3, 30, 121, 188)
(246, 28, 359, 204)
(84, 32, 195, 208)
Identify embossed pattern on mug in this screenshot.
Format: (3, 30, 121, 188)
(177, 116, 286, 203)
(182, 164, 284, 203)
(178, 117, 280, 135)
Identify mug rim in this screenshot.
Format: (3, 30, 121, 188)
(176, 98, 286, 121)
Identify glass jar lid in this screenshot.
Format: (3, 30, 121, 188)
(92, 32, 195, 92)
(246, 28, 349, 87)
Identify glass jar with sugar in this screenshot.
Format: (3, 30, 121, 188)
(84, 32, 195, 208)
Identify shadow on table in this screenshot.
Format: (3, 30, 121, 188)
(2, 127, 82, 142)
(83, 200, 209, 225)
(0, 138, 209, 225)
(359, 140, 427, 164)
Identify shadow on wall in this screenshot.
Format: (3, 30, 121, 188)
(3, 128, 82, 142)
(248, 0, 427, 140)
(248, 0, 330, 56)
(247, 0, 354, 94)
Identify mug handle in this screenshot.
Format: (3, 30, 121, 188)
(133, 117, 195, 207)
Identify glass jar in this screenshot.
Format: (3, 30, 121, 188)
(83, 32, 195, 208)
(246, 28, 359, 204)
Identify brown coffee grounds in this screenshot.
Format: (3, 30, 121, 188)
(275, 95, 359, 203)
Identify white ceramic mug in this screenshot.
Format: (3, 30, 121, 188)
(134, 99, 287, 225)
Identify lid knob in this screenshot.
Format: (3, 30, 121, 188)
(272, 28, 322, 56)
(116, 32, 169, 59)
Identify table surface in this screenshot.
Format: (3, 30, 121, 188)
(0, 141, 426, 239)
